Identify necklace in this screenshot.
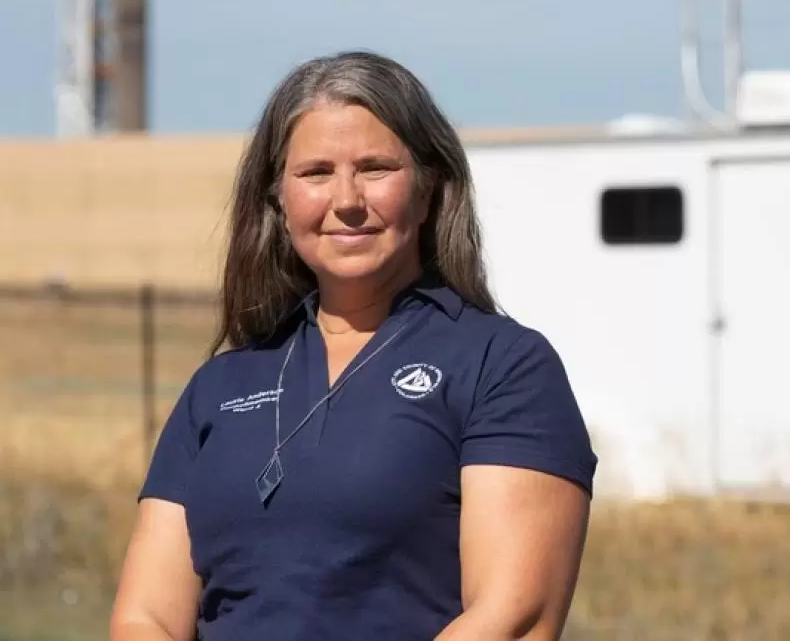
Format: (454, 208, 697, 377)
(255, 316, 411, 506)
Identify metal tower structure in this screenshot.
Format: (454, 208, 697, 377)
(680, 0, 743, 129)
(115, 0, 147, 131)
(56, 0, 147, 137)
(56, 0, 95, 137)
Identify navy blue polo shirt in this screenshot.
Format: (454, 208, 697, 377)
(139, 281, 597, 640)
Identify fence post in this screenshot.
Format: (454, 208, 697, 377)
(141, 284, 156, 463)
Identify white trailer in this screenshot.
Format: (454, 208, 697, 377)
(464, 125, 790, 501)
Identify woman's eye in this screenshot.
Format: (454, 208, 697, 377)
(361, 166, 393, 177)
(299, 168, 331, 178)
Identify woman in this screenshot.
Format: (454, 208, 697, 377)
(110, 51, 597, 641)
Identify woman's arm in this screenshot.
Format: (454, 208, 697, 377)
(435, 466, 590, 641)
(110, 498, 202, 641)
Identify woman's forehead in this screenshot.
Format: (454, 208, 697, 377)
(287, 103, 408, 160)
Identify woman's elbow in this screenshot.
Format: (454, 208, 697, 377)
(109, 615, 178, 641)
(461, 591, 563, 641)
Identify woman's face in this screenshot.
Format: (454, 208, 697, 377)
(280, 102, 430, 287)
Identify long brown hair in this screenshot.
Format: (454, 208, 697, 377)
(210, 50, 498, 356)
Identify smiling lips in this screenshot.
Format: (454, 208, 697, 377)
(324, 228, 382, 247)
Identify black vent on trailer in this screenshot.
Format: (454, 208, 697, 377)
(600, 186, 684, 245)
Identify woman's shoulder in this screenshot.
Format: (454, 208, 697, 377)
(194, 342, 254, 376)
(458, 303, 556, 355)
(450, 305, 576, 398)
(183, 338, 285, 394)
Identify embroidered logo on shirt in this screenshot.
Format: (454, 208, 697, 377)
(219, 388, 282, 413)
(391, 364, 442, 399)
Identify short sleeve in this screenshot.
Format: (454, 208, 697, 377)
(461, 329, 598, 496)
(138, 372, 201, 505)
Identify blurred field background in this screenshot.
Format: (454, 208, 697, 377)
(3, 0, 790, 639)
(1, 290, 789, 640)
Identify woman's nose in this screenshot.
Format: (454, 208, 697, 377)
(331, 171, 365, 216)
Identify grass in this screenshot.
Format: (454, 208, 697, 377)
(572, 499, 790, 640)
(1, 295, 789, 640)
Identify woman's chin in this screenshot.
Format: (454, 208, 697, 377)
(314, 256, 388, 281)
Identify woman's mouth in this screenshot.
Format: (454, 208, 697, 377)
(324, 228, 382, 247)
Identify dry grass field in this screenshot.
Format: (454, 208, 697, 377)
(1, 295, 789, 640)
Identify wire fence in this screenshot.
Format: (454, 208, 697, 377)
(0, 283, 216, 640)
(0, 283, 217, 462)
(0, 284, 787, 641)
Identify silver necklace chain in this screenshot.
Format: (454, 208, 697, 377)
(256, 318, 410, 505)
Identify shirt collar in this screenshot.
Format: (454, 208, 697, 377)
(400, 276, 463, 320)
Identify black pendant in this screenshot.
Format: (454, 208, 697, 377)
(256, 453, 284, 506)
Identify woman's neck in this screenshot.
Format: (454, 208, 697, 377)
(316, 264, 421, 335)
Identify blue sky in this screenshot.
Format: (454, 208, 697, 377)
(1, 0, 789, 137)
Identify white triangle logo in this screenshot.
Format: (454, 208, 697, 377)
(396, 368, 433, 393)
(391, 364, 442, 399)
